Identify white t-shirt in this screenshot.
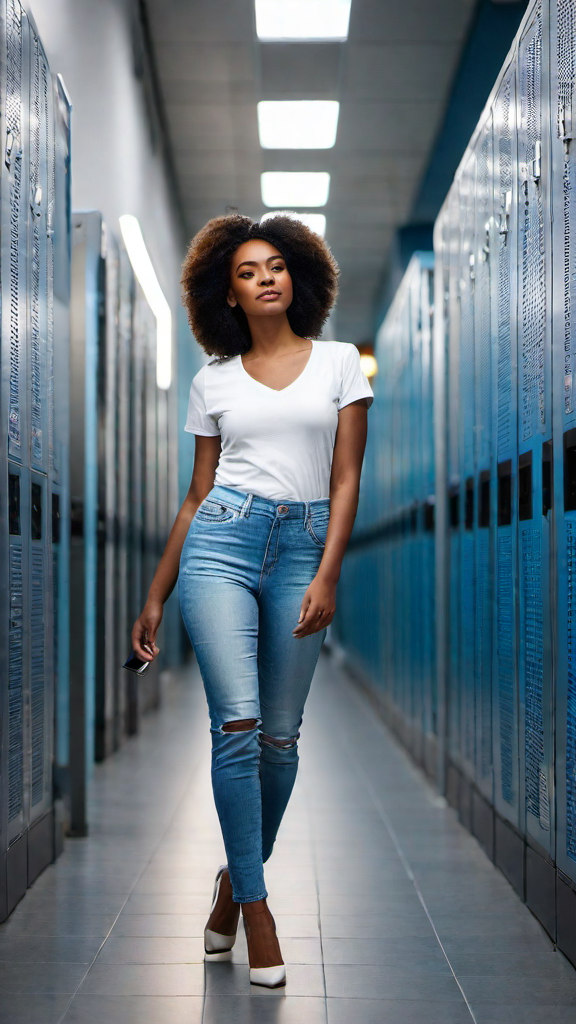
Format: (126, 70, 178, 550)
(185, 340, 373, 502)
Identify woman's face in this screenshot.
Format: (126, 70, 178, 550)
(227, 239, 293, 318)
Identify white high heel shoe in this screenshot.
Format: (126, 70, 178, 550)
(243, 903, 286, 988)
(204, 865, 238, 961)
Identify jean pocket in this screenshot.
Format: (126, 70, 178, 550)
(306, 510, 330, 548)
(194, 500, 236, 524)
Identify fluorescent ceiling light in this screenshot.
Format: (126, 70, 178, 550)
(261, 171, 330, 208)
(258, 101, 339, 149)
(255, 0, 352, 41)
(119, 215, 172, 390)
(261, 210, 326, 237)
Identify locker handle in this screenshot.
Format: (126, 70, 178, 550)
(499, 190, 512, 238)
(531, 140, 541, 182)
(31, 483, 42, 541)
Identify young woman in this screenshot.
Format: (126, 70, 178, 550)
(131, 213, 373, 987)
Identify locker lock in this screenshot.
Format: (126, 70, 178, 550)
(559, 100, 574, 144)
(469, 253, 475, 281)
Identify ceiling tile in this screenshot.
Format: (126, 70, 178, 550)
(259, 43, 341, 99)
(348, 0, 475, 44)
(346, 43, 460, 100)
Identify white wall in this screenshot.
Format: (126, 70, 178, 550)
(29, 0, 184, 307)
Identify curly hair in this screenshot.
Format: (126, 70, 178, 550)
(180, 213, 339, 357)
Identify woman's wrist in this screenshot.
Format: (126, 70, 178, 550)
(315, 565, 340, 586)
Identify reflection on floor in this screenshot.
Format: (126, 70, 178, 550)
(0, 653, 575, 1024)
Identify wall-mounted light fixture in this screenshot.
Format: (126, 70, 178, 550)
(119, 214, 172, 390)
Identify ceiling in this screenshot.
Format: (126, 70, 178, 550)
(144, 0, 476, 342)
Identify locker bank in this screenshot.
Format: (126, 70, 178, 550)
(2, 0, 576, 1021)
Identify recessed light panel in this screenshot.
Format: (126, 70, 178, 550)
(261, 211, 327, 236)
(258, 101, 339, 149)
(255, 0, 352, 41)
(261, 172, 330, 207)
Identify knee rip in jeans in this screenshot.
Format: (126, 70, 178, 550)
(260, 731, 299, 750)
(221, 719, 259, 733)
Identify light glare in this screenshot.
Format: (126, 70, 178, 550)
(360, 353, 378, 378)
(261, 211, 326, 237)
(255, 0, 352, 40)
(258, 101, 339, 149)
(261, 172, 330, 208)
(119, 215, 172, 390)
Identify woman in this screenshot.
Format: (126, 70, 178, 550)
(132, 213, 373, 987)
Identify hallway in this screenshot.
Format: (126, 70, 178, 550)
(1, 653, 575, 1024)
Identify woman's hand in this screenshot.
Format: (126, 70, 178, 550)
(293, 575, 336, 638)
(131, 600, 163, 661)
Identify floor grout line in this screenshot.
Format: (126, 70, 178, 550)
(334, 670, 479, 1024)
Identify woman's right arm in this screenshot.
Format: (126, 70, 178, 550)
(131, 434, 221, 662)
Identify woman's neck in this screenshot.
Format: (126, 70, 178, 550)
(244, 313, 306, 359)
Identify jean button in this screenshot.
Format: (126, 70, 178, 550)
(277, 505, 289, 515)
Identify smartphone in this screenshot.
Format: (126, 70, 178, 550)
(123, 651, 151, 675)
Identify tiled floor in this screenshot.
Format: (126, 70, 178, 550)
(1, 653, 575, 1024)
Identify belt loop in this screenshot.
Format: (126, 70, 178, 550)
(304, 501, 310, 528)
(241, 492, 253, 518)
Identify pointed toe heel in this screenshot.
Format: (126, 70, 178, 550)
(204, 927, 235, 961)
(249, 964, 287, 988)
(204, 865, 239, 962)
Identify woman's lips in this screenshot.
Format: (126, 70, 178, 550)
(258, 291, 281, 300)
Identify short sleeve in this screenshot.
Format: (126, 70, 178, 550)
(337, 344, 374, 411)
(184, 367, 220, 435)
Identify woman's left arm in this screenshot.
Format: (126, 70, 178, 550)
(293, 399, 368, 638)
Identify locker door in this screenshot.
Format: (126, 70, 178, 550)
(1, 0, 31, 914)
(98, 232, 120, 758)
(550, 0, 576, 886)
(28, 33, 49, 478)
(458, 154, 477, 794)
(473, 117, 495, 806)
(516, 2, 554, 857)
(115, 247, 133, 739)
(29, 473, 52, 822)
(419, 261, 436, 775)
(491, 61, 521, 832)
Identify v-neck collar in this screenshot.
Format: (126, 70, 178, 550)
(238, 341, 315, 394)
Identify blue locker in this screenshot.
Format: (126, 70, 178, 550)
(472, 115, 495, 805)
(550, 0, 576, 887)
(516, 1, 555, 857)
(491, 58, 521, 831)
(458, 154, 478, 790)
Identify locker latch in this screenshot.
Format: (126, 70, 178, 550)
(4, 130, 20, 169)
(531, 140, 541, 182)
(499, 190, 512, 240)
(481, 222, 490, 262)
(559, 99, 575, 142)
(469, 253, 475, 282)
(31, 183, 42, 219)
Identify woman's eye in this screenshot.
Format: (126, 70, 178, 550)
(272, 265, 284, 272)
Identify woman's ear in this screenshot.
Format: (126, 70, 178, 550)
(227, 288, 237, 308)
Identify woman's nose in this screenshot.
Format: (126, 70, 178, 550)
(259, 272, 274, 286)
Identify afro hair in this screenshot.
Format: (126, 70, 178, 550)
(180, 213, 339, 358)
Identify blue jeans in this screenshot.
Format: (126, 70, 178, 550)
(178, 485, 329, 903)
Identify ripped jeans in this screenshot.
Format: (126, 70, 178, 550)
(179, 485, 329, 903)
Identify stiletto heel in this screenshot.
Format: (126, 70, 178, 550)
(243, 900, 286, 988)
(204, 865, 239, 961)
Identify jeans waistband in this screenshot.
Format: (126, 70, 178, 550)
(209, 485, 330, 519)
